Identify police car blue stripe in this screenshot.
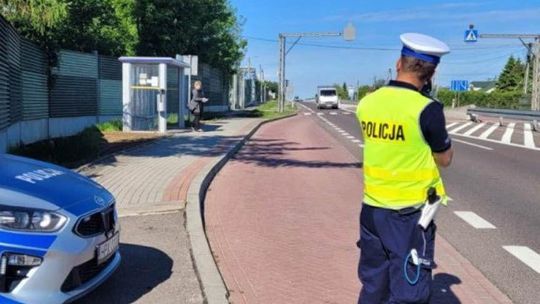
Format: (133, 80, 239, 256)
(0, 245, 48, 258)
(0, 295, 23, 304)
(0, 231, 56, 250)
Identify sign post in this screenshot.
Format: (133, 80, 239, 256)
(450, 80, 469, 108)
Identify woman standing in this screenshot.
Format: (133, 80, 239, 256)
(188, 80, 208, 132)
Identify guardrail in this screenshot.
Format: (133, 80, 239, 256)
(467, 107, 539, 126)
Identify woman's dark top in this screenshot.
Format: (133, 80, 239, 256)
(189, 89, 205, 115)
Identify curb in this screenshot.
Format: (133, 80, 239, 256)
(185, 113, 298, 304)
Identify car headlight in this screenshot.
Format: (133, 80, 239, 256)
(0, 206, 67, 232)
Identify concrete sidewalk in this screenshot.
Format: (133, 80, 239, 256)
(205, 115, 512, 304)
(78, 117, 262, 303)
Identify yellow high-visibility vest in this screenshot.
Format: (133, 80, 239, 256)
(356, 86, 447, 209)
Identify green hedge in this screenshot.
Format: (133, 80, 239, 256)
(436, 89, 525, 109)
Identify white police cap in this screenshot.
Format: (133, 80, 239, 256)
(400, 33, 450, 65)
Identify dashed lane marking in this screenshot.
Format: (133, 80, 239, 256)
(446, 122, 459, 129)
(501, 123, 515, 144)
(303, 112, 312, 116)
(524, 123, 536, 148)
(503, 246, 540, 274)
(454, 211, 496, 229)
(452, 138, 493, 151)
(479, 123, 499, 139)
(449, 122, 473, 134)
(346, 135, 355, 139)
(352, 139, 362, 143)
(463, 123, 486, 136)
(317, 113, 324, 116)
(329, 112, 338, 115)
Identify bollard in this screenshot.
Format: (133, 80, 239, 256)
(498, 116, 504, 127)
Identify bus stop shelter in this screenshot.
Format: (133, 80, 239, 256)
(119, 57, 190, 132)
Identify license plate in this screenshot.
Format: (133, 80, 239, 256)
(96, 233, 119, 265)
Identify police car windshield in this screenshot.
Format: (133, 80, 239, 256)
(320, 90, 336, 96)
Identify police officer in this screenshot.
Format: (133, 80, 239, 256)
(356, 33, 454, 303)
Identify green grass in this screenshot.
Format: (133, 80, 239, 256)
(97, 120, 122, 132)
(254, 100, 296, 119)
(10, 126, 105, 168)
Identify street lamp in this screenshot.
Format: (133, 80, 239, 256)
(277, 23, 357, 112)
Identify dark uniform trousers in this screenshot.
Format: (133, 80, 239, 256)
(358, 203, 436, 304)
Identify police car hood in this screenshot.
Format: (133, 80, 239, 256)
(0, 154, 113, 215)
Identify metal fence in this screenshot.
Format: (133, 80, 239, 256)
(0, 15, 232, 151)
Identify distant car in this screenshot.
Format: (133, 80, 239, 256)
(0, 154, 120, 304)
(316, 86, 339, 109)
(293, 96, 301, 102)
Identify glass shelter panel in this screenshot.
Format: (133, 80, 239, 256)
(130, 64, 159, 130)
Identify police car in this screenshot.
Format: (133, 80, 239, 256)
(0, 154, 120, 304)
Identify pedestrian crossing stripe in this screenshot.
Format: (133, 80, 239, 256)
(447, 121, 540, 151)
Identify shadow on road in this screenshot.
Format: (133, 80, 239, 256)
(431, 273, 462, 304)
(76, 243, 172, 304)
(234, 137, 362, 169)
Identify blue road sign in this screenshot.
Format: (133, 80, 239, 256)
(451, 80, 469, 92)
(464, 29, 478, 42)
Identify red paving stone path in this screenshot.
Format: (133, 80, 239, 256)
(205, 115, 512, 304)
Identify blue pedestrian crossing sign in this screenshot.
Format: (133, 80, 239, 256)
(464, 29, 478, 42)
(451, 80, 469, 92)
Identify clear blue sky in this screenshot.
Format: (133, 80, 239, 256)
(229, 0, 540, 98)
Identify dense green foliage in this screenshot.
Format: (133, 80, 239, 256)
(357, 85, 371, 101)
(2, 0, 245, 71)
(134, 0, 245, 73)
(496, 56, 528, 92)
(335, 82, 350, 100)
(436, 88, 525, 109)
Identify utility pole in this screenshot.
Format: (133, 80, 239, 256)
(532, 42, 540, 111)
(469, 26, 540, 111)
(277, 23, 356, 112)
(260, 65, 265, 103)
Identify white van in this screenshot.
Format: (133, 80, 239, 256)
(316, 86, 339, 109)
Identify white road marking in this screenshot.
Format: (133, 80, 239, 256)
(453, 132, 540, 151)
(448, 122, 473, 134)
(479, 123, 498, 139)
(524, 123, 536, 148)
(452, 138, 493, 151)
(446, 122, 459, 129)
(303, 112, 312, 116)
(501, 123, 515, 144)
(503, 246, 540, 274)
(463, 123, 486, 136)
(454, 211, 496, 229)
(358, 143, 365, 148)
(317, 113, 324, 116)
(345, 135, 355, 139)
(447, 196, 454, 201)
(329, 112, 338, 115)
(351, 139, 362, 143)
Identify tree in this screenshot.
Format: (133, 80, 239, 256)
(134, 0, 246, 74)
(496, 56, 525, 92)
(357, 85, 371, 100)
(55, 0, 136, 56)
(1, 0, 66, 56)
(335, 82, 349, 100)
(1, 0, 136, 56)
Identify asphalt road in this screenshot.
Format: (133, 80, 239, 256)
(77, 212, 204, 304)
(299, 101, 540, 304)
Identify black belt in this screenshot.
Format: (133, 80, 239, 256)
(397, 205, 423, 215)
